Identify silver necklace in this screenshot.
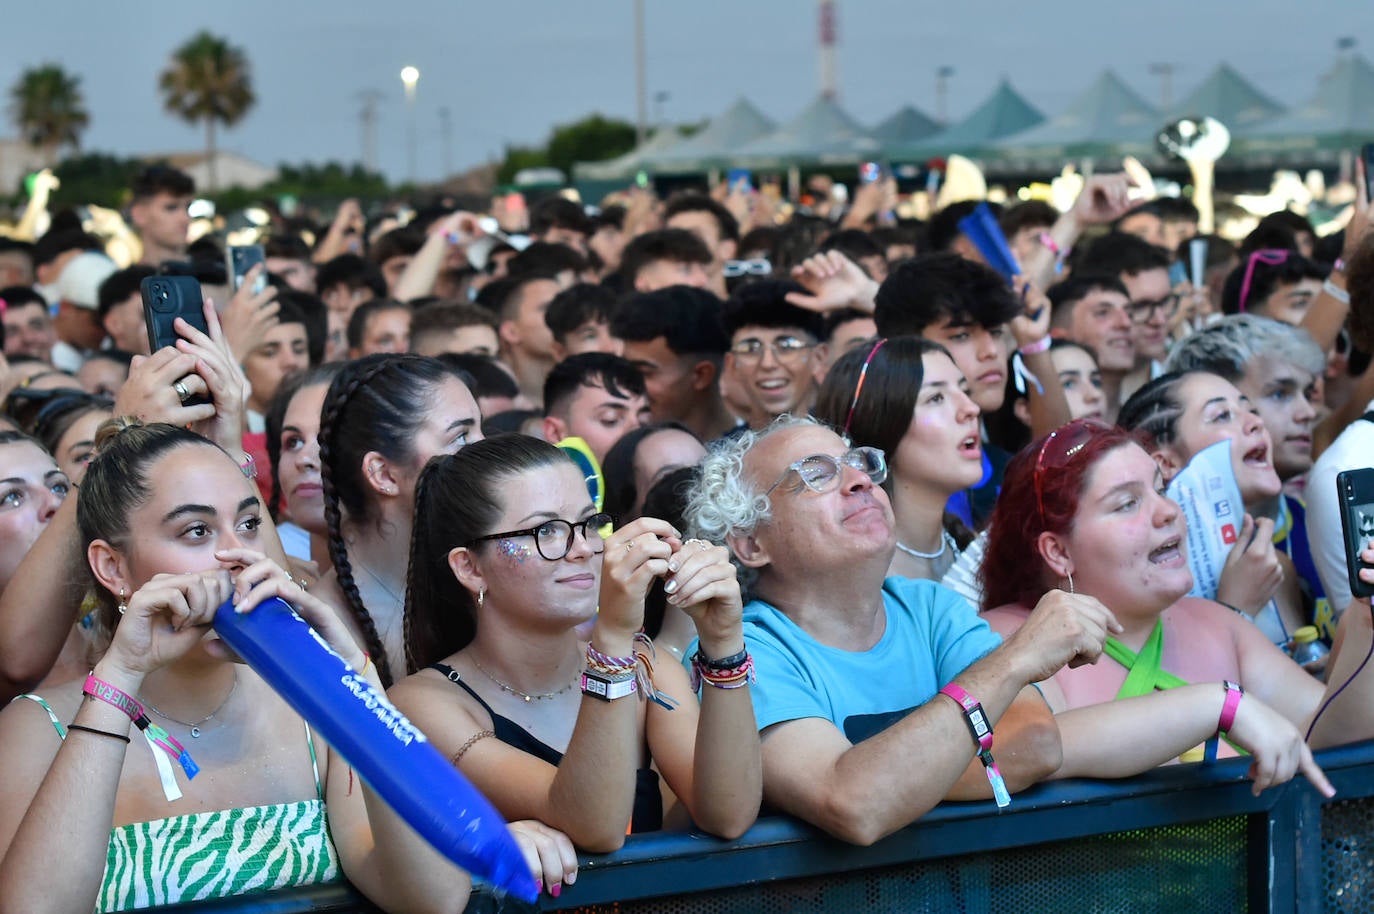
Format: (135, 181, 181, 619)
(143, 671, 239, 738)
(895, 530, 956, 561)
(468, 655, 578, 703)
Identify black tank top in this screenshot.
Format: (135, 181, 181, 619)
(430, 663, 663, 833)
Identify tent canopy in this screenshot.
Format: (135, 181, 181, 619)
(871, 105, 941, 149)
(732, 94, 882, 168)
(994, 70, 1158, 162)
(893, 79, 1045, 160)
(572, 126, 683, 181)
(645, 97, 776, 173)
(1234, 53, 1374, 154)
(1166, 63, 1285, 129)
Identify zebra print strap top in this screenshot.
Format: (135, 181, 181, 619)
(12, 694, 341, 912)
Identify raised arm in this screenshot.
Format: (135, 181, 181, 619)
(389, 518, 675, 854)
(1301, 156, 1371, 353)
(392, 212, 481, 303)
(0, 569, 235, 914)
(1022, 174, 1135, 290)
(644, 539, 761, 840)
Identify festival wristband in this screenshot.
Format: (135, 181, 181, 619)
(84, 674, 146, 721)
(581, 670, 638, 701)
(1323, 278, 1350, 305)
(939, 683, 1011, 809)
(1218, 681, 1244, 734)
(1018, 336, 1052, 356)
(84, 673, 199, 798)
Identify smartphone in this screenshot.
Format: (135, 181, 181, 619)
(226, 244, 267, 295)
(142, 275, 211, 406)
(1337, 468, 1374, 599)
(1359, 145, 1374, 199)
(726, 168, 753, 194)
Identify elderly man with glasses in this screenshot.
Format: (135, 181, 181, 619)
(684, 415, 1118, 845)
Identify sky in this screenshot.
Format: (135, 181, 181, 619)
(3, 0, 1373, 184)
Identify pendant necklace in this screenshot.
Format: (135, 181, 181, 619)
(143, 671, 239, 738)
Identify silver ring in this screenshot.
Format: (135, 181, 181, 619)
(625, 540, 635, 552)
(687, 538, 710, 550)
(173, 379, 191, 403)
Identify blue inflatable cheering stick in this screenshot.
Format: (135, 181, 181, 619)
(957, 202, 1022, 282)
(213, 596, 538, 902)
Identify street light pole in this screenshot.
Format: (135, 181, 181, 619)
(400, 66, 420, 185)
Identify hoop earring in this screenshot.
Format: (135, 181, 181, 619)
(117, 587, 128, 615)
(477, 588, 485, 609)
(1065, 573, 1075, 595)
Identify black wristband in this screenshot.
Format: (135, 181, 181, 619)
(67, 723, 131, 744)
(694, 647, 749, 670)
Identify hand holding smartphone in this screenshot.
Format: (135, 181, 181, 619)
(1337, 468, 1374, 601)
(141, 275, 212, 406)
(227, 244, 267, 295)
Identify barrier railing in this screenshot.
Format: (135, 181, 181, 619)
(145, 740, 1374, 913)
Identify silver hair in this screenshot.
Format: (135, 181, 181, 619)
(685, 414, 826, 593)
(1164, 314, 1326, 381)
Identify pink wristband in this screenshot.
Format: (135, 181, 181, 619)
(1018, 336, 1052, 356)
(1218, 680, 1243, 734)
(83, 674, 146, 721)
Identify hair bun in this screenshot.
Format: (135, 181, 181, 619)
(94, 416, 144, 449)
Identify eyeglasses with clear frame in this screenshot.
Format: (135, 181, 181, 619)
(765, 446, 888, 497)
(729, 335, 817, 366)
(468, 512, 614, 561)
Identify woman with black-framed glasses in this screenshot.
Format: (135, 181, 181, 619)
(390, 434, 760, 890)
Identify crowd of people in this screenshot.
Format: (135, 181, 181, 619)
(1, 154, 1374, 912)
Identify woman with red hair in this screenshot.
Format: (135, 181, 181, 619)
(980, 418, 1374, 791)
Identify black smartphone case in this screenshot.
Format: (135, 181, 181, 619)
(1337, 468, 1374, 599)
(141, 274, 212, 406)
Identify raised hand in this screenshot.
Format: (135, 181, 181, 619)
(785, 250, 879, 315)
(1008, 275, 1052, 348)
(221, 548, 364, 669)
(663, 538, 744, 657)
(102, 570, 235, 680)
(1070, 173, 1136, 226)
(1216, 514, 1283, 616)
(173, 299, 249, 451)
(114, 346, 217, 428)
(217, 263, 280, 363)
(598, 517, 679, 641)
(1005, 590, 1122, 683)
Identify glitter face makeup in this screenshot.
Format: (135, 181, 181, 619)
(497, 538, 531, 563)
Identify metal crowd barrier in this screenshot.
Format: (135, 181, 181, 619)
(145, 739, 1374, 913)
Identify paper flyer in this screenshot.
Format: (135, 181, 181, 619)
(1165, 439, 1245, 599)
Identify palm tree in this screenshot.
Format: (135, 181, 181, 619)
(158, 31, 255, 191)
(9, 64, 89, 165)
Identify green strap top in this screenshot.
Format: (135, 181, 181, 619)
(10, 693, 341, 912)
(1100, 622, 1243, 759)
(1102, 620, 1189, 699)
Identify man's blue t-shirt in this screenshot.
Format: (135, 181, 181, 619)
(729, 577, 1002, 743)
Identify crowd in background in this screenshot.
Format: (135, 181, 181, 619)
(1, 154, 1374, 911)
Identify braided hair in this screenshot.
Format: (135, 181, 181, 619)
(318, 353, 472, 686)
